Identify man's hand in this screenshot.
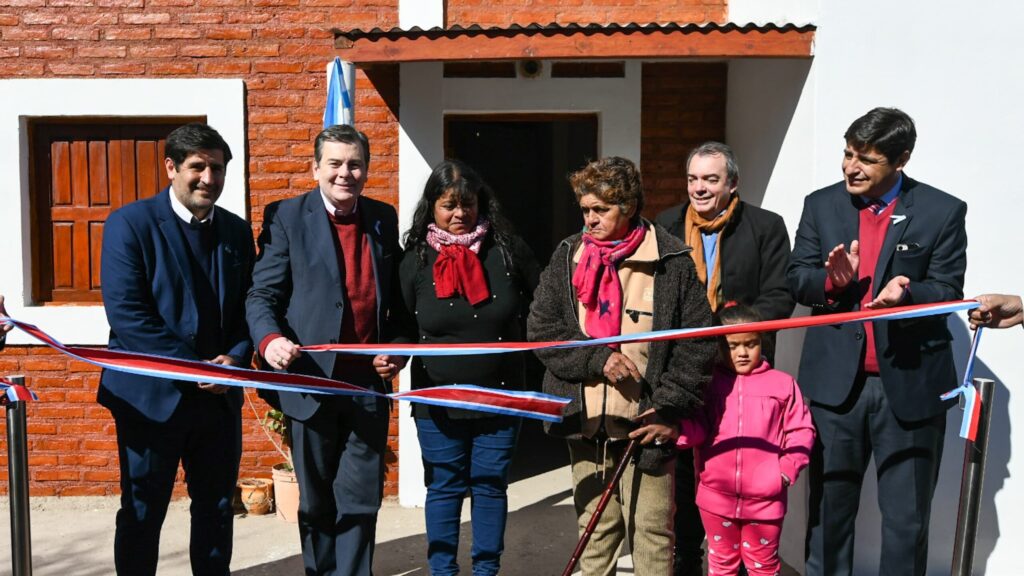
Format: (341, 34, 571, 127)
(265, 336, 301, 370)
(603, 351, 642, 385)
(865, 276, 910, 309)
(373, 354, 408, 381)
(0, 294, 13, 336)
(199, 355, 236, 394)
(970, 293, 1024, 329)
(628, 408, 680, 446)
(825, 241, 860, 289)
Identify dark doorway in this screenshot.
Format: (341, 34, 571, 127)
(445, 115, 598, 481)
(445, 115, 597, 266)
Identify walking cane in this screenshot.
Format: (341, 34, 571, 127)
(561, 438, 639, 576)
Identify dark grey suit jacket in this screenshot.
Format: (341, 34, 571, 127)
(247, 190, 404, 421)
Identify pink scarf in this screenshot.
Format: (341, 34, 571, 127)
(426, 220, 491, 305)
(571, 223, 647, 340)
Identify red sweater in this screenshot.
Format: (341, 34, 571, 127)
(857, 202, 894, 373)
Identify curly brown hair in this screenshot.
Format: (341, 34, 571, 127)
(569, 156, 644, 221)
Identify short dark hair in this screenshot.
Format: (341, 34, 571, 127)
(687, 141, 739, 187)
(569, 156, 644, 221)
(844, 107, 916, 163)
(315, 124, 370, 166)
(165, 123, 232, 168)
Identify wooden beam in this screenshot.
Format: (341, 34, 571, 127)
(335, 28, 814, 64)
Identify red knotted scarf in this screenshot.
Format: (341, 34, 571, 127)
(427, 220, 491, 305)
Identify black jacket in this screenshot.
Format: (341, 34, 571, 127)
(527, 223, 716, 471)
(655, 199, 795, 322)
(399, 235, 539, 419)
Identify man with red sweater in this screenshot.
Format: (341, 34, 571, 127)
(788, 108, 967, 576)
(247, 125, 407, 576)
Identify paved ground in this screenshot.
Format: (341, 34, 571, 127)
(0, 423, 799, 575)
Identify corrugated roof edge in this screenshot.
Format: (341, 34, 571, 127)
(332, 22, 817, 41)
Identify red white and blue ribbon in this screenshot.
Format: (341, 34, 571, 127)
(940, 327, 984, 441)
(302, 300, 980, 356)
(0, 377, 37, 406)
(0, 317, 570, 422)
(0, 299, 983, 426)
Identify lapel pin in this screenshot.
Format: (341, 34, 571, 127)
(891, 214, 907, 224)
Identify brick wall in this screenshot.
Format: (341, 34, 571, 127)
(445, 0, 727, 28)
(0, 0, 401, 496)
(640, 62, 727, 218)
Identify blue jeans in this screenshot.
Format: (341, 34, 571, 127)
(416, 412, 520, 576)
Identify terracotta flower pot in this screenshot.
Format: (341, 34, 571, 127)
(238, 478, 274, 515)
(272, 463, 300, 523)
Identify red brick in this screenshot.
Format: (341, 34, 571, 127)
(60, 454, 111, 466)
(130, 44, 176, 58)
(153, 61, 198, 74)
(255, 26, 306, 39)
(280, 43, 330, 58)
(121, 12, 170, 24)
(33, 470, 80, 481)
(180, 12, 223, 24)
(252, 60, 304, 74)
(66, 390, 98, 402)
(249, 143, 289, 156)
(51, 26, 100, 40)
(59, 485, 110, 496)
(36, 437, 81, 451)
(0, 14, 18, 25)
(103, 27, 152, 40)
(84, 470, 120, 482)
(26, 422, 57, 435)
(200, 60, 250, 74)
(149, 0, 194, 5)
(276, 11, 327, 24)
(179, 44, 228, 57)
(225, 12, 271, 23)
(249, 176, 291, 190)
(1, 26, 49, 40)
(198, 0, 245, 5)
(71, 12, 119, 25)
(262, 159, 308, 173)
(252, 92, 303, 107)
(231, 43, 279, 57)
(154, 26, 202, 39)
(21, 358, 67, 371)
(204, 28, 250, 40)
(0, 0, 44, 6)
(246, 77, 281, 90)
(28, 454, 59, 466)
(289, 143, 314, 157)
(21, 11, 67, 24)
(77, 45, 128, 58)
(249, 111, 289, 124)
(83, 439, 118, 451)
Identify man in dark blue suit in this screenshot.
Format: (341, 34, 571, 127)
(247, 124, 407, 576)
(788, 108, 967, 576)
(98, 123, 255, 576)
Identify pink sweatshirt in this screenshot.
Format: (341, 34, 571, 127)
(677, 362, 815, 521)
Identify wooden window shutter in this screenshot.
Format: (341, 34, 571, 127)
(30, 118, 204, 304)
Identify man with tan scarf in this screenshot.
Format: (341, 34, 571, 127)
(656, 141, 795, 576)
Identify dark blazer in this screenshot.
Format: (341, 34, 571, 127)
(247, 190, 404, 421)
(656, 199, 795, 323)
(787, 176, 967, 421)
(97, 188, 255, 423)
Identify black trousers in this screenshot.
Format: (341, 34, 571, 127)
(291, 395, 390, 576)
(805, 374, 945, 576)
(673, 448, 705, 573)
(113, 392, 241, 576)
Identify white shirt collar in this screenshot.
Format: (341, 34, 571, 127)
(169, 188, 215, 225)
(320, 189, 358, 216)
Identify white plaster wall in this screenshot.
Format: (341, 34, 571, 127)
(729, 1, 1024, 574)
(396, 60, 643, 506)
(0, 79, 246, 346)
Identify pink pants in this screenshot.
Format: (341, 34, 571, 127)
(699, 509, 783, 576)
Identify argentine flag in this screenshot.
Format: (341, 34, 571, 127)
(324, 57, 355, 127)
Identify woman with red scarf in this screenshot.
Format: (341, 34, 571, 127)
(528, 156, 716, 575)
(399, 159, 539, 576)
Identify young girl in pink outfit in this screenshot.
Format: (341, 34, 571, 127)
(676, 304, 815, 576)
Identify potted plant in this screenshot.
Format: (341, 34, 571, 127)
(247, 392, 300, 523)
